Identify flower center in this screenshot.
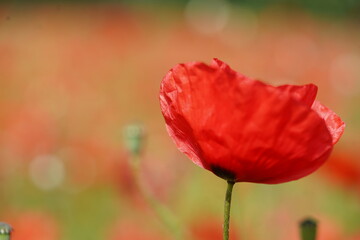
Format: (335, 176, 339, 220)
(210, 165, 236, 182)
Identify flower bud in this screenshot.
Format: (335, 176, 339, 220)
(123, 123, 145, 156)
(0, 222, 13, 240)
(300, 218, 317, 240)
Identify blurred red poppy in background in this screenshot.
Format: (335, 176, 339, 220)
(160, 59, 345, 184)
(348, 233, 360, 240)
(190, 215, 241, 240)
(0, 104, 57, 159)
(320, 151, 360, 192)
(106, 219, 166, 240)
(3, 211, 60, 240)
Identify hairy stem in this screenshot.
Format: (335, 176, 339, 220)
(223, 181, 235, 240)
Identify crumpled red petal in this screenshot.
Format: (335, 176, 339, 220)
(312, 101, 345, 144)
(276, 84, 318, 107)
(275, 84, 345, 144)
(160, 59, 344, 184)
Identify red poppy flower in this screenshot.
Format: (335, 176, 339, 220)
(159, 59, 345, 184)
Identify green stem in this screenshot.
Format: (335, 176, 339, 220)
(130, 154, 185, 240)
(223, 181, 235, 240)
(0, 235, 10, 240)
(300, 218, 317, 240)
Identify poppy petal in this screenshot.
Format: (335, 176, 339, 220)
(277, 84, 318, 107)
(160, 59, 343, 184)
(312, 101, 345, 144)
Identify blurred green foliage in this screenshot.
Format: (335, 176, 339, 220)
(2, 0, 360, 19)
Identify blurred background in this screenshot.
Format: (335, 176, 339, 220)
(0, 0, 359, 239)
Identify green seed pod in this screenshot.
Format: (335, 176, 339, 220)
(300, 218, 317, 240)
(0, 222, 13, 240)
(123, 123, 145, 157)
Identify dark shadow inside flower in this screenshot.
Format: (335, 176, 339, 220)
(210, 164, 236, 182)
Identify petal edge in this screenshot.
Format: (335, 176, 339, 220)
(312, 101, 345, 144)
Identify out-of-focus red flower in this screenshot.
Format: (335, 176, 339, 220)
(0, 105, 57, 159)
(3, 212, 60, 240)
(61, 138, 122, 190)
(114, 154, 189, 210)
(107, 219, 166, 240)
(320, 151, 360, 190)
(190, 215, 241, 240)
(348, 233, 360, 240)
(140, 154, 190, 202)
(159, 59, 345, 184)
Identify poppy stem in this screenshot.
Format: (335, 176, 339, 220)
(123, 124, 188, 239)
(223, 180, 235, 240)
(130, 155, 184, 240)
